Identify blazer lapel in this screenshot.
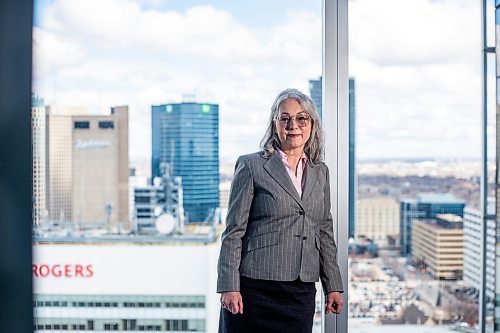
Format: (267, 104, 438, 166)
(301, 161, 319, 203)
(263, 152, 303, 208)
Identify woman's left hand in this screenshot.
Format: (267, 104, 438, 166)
(325, 291, 343, 314)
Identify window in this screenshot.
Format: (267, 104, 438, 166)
(74, 121, 90, 129)
(99, 121, 114, 129)
(348, 0, 488, 332)
(33, 0, 324, 332)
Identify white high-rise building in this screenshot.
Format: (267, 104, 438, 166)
(32, 96, 47, 225)
(463, 199, 495, 301)
(356, 196, 399, 246)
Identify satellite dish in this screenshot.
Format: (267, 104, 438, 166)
(156, 213, 176, 235)
(154, 206, 163, 217)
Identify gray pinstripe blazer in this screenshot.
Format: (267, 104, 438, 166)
(216, 151, 343, 295)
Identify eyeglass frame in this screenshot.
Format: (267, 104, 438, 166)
(274, 112, 312, 128)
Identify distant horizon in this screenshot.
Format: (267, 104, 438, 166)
(129, 155, 490, 165)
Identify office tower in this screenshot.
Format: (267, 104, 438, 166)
(46, 106, 129, 228)
(32, 95, 47, 225)
(356, 196, 399, 246)
(463, 201, 495, 302)
(152, 102, 219, 222)
(46, 106, 83, 223)
(400, 193, 465, 257)
(309, 77, 322, 119)
(309, 76, 356, 239)
(412, 214, 464, 280)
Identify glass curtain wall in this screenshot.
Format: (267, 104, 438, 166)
(31, 1, 325, 332)
(348, 1, 490, 332)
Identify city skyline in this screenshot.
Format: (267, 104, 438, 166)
(32, 0, 489, 162)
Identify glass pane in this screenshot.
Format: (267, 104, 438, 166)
(32, 0, 323, 332)
(349, 0, 492, 332)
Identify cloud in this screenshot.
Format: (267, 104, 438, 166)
(33, 0, 487, 163)
(349, 0, 485, 159)
(350, 0, 480, 66)
(34, 0, 322, 163)
(32, 27, 87, 80)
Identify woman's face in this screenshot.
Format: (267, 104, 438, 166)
(274, 99, 312, 153)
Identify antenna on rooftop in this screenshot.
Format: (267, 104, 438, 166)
(182, 93, 196, 103)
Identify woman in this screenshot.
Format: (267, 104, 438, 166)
(217, 88, 344, 333)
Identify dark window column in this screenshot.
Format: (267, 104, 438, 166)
(0, 1, 33, 333)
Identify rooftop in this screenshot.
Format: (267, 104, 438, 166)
(416, 219, 463, 232)
(33, 223, 223, 245)
(436, 214, 463, 223)
(417, 193, 465, 204)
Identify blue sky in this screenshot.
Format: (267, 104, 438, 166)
(32, 0, 491, 163)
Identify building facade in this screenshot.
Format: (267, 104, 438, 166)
(151, 102, 219, 223)
(32, 96, 47, 225)
(219, 181, 231, 209)
(133, 165, 185, 235)
(356, 196, 399, 246)
(32, 240, 221, 332)
(46, 106, 129, 228)
(133, 185, 164, 233)
(309, 77, 322, 119)
(463, 202, 496, 302)
(411, 214, 464, 280)
(400, 193, 465, 257)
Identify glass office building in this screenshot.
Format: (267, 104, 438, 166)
(152, 103, 219, 223)
(309, 77, 356, 240)
(309, 77, 322, 119)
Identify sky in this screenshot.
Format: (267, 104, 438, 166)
(32, 0, 493, 164)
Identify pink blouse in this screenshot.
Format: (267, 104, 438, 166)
(276, 148, 307, 197)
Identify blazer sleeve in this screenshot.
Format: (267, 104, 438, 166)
(216, 156, 254, 293)
(319, 164, 344, 294)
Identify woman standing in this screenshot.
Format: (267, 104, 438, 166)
(217, 88, 344, 333)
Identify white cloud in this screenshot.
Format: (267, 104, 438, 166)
(34, 0, 322, 163)
(32, 28, 87, 80)
(33, 0, 487, 163)
(350, 0, 485, 159)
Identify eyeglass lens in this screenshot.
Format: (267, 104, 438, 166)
(278, 113, 310, 127)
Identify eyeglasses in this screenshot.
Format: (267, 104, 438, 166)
(275, 113, 311, 127)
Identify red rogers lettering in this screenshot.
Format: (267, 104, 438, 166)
(32, 264, 94, 278)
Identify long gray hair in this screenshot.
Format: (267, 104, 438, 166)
(260, 88, 324, 165)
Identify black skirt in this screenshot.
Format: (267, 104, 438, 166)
(219, 276, 316, 333)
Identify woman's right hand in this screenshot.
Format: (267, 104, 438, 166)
(220, 291, 244, 315)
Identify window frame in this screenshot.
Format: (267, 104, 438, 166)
(323, 0, 349, 332)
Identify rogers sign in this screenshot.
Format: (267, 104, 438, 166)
(33, 264, 94, 278)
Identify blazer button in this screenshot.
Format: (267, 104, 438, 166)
(299, 210, 305, 216)
(302, 236, 307, 240)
